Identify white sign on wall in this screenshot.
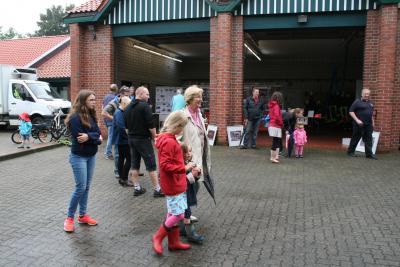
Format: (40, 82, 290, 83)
(227, 125, 244, 147)
(207, 124, 218, 146)
(355, 131, 380, 155)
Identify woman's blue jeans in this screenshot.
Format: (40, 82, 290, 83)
(67, 153, 96, 218)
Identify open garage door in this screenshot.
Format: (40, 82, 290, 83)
(114, 32, 210, 127)
(244, 27, 364, 148)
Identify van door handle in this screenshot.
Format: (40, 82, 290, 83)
(11, 102, 16, 105)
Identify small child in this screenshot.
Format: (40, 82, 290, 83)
(18, 112, 32, 149)
(180, 143, 204, 244)
(152, 111, 191, 255)
(293, 123, 307, 158)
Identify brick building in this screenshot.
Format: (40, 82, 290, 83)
(65, 0, 400, 151)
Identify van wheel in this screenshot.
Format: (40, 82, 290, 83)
(31, 116, 44, 125)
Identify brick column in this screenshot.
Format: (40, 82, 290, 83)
(210, 13, 244, 144)
(363, 11, 379, 91)
(363, 5, 399, 151)
(69, 23, 114, 136)
(69, 24, 81, 101)
(394, 13, 400, 151)
(230, 16, 244, 125)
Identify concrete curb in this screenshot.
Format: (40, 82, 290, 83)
(0, 143, 64, 162)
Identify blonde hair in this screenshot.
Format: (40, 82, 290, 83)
(119, 96, 131, 110)
(161, 111, 188, 134)
(294, 108, 303, 116)
(184, 85, 203, 105)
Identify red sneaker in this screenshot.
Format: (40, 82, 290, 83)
(64, 217, 74, 232)
(77, 214, 98, 226)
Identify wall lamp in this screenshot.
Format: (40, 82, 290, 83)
(244, 43, 261, 61)
(133, 45, 183, 63)
(298, 15, 308, 23)
(87, 25, 96, 40)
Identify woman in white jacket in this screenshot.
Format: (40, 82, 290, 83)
(180, 85, 212, 243)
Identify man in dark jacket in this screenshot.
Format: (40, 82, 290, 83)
(124, 86, 164, 197)
(347, 88, 377, 159)
(240, 87, 266, 149)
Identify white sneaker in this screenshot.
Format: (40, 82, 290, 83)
(190, 215, 198, 223)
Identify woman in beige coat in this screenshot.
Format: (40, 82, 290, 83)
(180, 85, 212, 243)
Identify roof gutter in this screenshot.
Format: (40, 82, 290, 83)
(64, 0, 118, 24)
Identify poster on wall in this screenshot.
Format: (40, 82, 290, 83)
(297, 117, 308, 125)
(355, 131, 380, 155)
(207, 124, 218, 146)
(227, 125, 244, 147)
(155, 86, 181, 115)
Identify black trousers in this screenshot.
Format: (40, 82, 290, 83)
(118, 144, 131, 181)
(271, 137, 281, 150)
(287, 131, 294, 157)
(347, 123, 373, 157)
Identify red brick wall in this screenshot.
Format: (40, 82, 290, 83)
(70, 23, 114, 137)
(376, 5, 398, 151)
(363, 11, 379, 91)
(363, 5, 399, 151)
(394, 14, 400, 151)
(210, 14, 244, 144)
(230, 16, 244, 125)
(69, 24, 81, 102)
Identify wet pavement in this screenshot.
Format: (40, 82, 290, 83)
(0, 128, 61, 161)
(0, 142, 400, 266)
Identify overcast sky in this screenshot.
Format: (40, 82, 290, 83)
(0, 0, 87, 35)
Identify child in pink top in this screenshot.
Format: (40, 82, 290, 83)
(293, 123, 307, 158)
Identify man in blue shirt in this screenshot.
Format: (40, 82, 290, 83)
(347, 88, 377, 159)
(170, 89, 185, 112)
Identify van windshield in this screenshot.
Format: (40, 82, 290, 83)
(27, 83, 58, 100)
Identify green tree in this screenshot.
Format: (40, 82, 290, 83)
(34, 4, 75, 36)
(0, 26, 22, 40)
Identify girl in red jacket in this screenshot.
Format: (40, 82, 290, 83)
(152, 111, 192, 255)
(268, 91, 284, 163)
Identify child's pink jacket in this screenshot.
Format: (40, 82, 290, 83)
(294, 128, 307, 146)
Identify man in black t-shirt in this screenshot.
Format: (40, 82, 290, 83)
(347, 88, 377, 159)
(124, 86, 164, 197)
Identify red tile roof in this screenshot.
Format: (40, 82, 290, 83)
(36, 45, 70, 79)
(0, 35, 69, 67)
(68, 0, 108, 14)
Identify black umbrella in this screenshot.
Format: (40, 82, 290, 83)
(202, 134, 216, 204)
(203, 172, 216, 205)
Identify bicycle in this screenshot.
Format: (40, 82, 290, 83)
(11, 123, 52, 144)
(49, 109, 71, 141)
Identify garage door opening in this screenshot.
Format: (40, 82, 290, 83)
(114, 32, 210, 127)
(244, 27, 364, 149)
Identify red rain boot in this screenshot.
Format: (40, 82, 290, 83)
(152, 224, 168, 255)
(168, 226, 191, 251)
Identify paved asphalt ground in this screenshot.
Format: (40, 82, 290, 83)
(0, 140, 400, 266)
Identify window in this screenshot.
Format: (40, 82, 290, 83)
(11, 83, 34, 102)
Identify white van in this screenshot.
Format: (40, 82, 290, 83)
(0, 65, 71, 126)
